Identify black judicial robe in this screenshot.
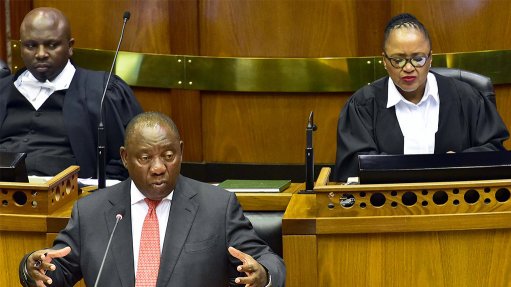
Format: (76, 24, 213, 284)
(0, 66, 143, 180)
(333, 72, 509, 182)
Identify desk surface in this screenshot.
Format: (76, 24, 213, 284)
(1, 182, 302, 233)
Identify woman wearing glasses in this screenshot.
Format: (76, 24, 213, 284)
(333, 13, 509, 182)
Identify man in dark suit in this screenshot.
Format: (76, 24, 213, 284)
(20, 112, 285, 287)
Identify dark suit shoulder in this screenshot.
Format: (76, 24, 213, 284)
(0, 74, 14, 89)
(76, 180, 129, 210)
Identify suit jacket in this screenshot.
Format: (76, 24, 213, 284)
(333, 72, 509, 181)
(0, 66, 143, 179)
(24, 175, 285, 287)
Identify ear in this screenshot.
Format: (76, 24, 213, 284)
(68, 38, 75, 57)
(120, 146, 128, 168)
(381, 53, 387, 70)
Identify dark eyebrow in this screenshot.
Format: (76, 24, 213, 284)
(388, 52, 429, 58)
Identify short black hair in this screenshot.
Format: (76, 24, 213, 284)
(383, 13, 431, 51)
(124, 112, 180, 147)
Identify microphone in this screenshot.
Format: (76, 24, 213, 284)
(97, 11, 131, 189)
(94, 210, 124, 287)
(299, 111, 317, 194)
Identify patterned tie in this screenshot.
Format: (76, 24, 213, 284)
(135, 198, 161, 287)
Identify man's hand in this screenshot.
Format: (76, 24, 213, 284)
(26, 246, 71, 286)
(228, 246, 268, 287)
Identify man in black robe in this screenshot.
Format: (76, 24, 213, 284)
(333, 13, 509, 182)
(0, 7, 142, 180)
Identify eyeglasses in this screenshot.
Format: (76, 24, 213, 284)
(383, 52, 431, 68)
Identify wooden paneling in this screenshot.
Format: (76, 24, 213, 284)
(8, 0, 32, 40)
(202, 92, 349, 163)
(391, 0, 511, 53)
(34, 0, 169, 53)
(200, 0, 387, 58)
(168, 0, 199, 55)
(283, 235, 317, 287)
(0, 231, 46, 287)
(0, 0, 5, 60)
(317, 230, 511, 286)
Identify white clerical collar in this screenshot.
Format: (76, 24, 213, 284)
(387, 72, 439, 108)
(15, 60, 76, 91)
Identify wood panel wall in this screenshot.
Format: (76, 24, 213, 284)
(5, 0, 511, 166)
(0, 0, 5, 60)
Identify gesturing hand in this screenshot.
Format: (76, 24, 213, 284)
(26, 246, 71, 286)
(228, 246, 268, 287)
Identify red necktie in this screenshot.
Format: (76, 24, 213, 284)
(135, 198, 161, 287)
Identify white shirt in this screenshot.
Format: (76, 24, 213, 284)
(130, 182, 173, 274)
(14, 60, 76, 110)
(387, 72, 440, 154)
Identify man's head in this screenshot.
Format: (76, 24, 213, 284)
(20, 7, 74, 82)
(120, 112, 183, 201)
(382, 13, 432, 102)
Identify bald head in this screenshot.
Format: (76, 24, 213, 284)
(21, 7, 71, 42)
(19, 7, 74, 82)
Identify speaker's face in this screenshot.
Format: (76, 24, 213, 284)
(383, 27, 432, 103)
(121, 124, 183, 201)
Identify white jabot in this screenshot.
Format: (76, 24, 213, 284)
(14, 60, 76, 110)
(387, 72, 440, 154)
(130, 182, 173, 274)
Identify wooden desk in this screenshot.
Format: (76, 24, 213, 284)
(283, 168, 511, 287)
(0, 182, 299, 286)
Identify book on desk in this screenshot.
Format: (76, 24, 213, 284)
(218, 179, 291, 192)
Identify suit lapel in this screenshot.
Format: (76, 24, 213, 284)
(157, 176, 199, 287)
(105, 180, 135, 287)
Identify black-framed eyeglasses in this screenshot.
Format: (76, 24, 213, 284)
(383, 52, 431, 68)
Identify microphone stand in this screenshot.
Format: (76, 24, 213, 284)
(94, 213, 123, 287)
(299, 111, 317, 194)
(97, 12, 130, 189)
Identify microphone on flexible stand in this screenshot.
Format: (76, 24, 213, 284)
(97, 11, 131, 189)
(94, 210, 124, 287)
(299, 111, 317, 194)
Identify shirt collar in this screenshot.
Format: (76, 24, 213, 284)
(130, 181, 174, 205)
(16, 60, 76, 91)
(387, 72, 439, 108)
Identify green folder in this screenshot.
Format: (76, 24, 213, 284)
(218, 179, 291, 193)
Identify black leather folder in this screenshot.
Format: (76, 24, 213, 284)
(358, 151, 511, 184)
(0, 152, 28, 182)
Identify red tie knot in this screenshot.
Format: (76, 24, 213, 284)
(144, 198, 161, 210)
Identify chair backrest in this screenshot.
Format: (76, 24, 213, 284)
(430, 67, 496, 106)
(244, 211, 283, 257)
(0, 59, 10, 78)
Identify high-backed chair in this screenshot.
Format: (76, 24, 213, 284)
(244, 211, 283, 257)
(430, 67, 496, 106)
(0, 59, 10, 78)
